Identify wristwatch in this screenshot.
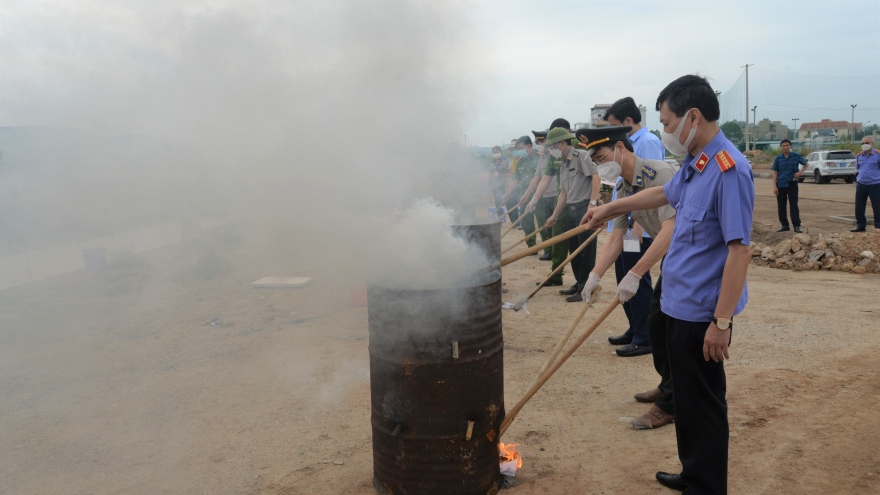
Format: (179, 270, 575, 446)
(712, 316, 732, 330)
(590, 200, 599, 206)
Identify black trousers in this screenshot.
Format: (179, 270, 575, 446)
(615, 237, 653, 347)
(855, 182, 880, 229)
(776, 181, 800, 228)
(648, 273, 674, 415)
(567, 202, 596, 291)
(668, 316, 729, 495)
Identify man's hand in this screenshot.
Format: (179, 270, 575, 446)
(527, 198, 539, 214)
(793, 172, 802, 180)
(545, 215, 558, 228)
(581, 272, 600, 302)
(631, 223, 645, 243)
(703, 323, 730, 362)
(581, 204, 611, 229)
(773, 186, 779, 196)
(616, 270, 641, 303)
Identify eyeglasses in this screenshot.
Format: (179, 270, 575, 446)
(593, 148, 613, 164)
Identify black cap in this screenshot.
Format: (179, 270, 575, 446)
(574, 126, 633, 151)
(532, 130, 548, 139)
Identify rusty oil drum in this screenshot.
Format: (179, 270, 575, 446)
(368, 273, 503, 495)
(451, 218, 501, 264)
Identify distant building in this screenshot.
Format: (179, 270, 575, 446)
(798, 119, 862, 140)
(756, 118, 789, 140)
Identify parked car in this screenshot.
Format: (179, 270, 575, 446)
(799, 150, 857, 184)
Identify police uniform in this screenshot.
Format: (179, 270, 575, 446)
(661, 129, 754, 494)
(545, 130, 599, 293)
(512, 152, 540, 245)
(533, 131, 566, 280)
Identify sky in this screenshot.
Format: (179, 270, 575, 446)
(0, 0, 878, 148)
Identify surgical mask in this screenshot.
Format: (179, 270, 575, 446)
(549, 148, 562, 159)
(492, 152, 502, 159)
(863, 144, 873, 152)
(597, 147, 622, 183)
(512, 149, 527, 158)
(662, 110, 697, 156)
(535, 145, 545, 153)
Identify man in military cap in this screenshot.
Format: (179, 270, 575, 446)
(576, 125, 678, 431)
(583, 75, 754, 494)
(539, 125, 601, 301)
(501, 136, 541, 250)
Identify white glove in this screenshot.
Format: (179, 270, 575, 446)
(581, 272, 601, 302)
(526, 198, 538, 213)
(617, 270, 642, 303)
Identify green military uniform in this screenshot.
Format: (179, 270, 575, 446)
(513, 152, 540, 247)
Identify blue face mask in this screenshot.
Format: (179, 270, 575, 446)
(512, 149, 527, 158)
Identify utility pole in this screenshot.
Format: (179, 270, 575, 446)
(744, 68, 750, 151)
(850, 104, 857, 141)
(751, 106, 757, 146)
(792, 118, 799, 141)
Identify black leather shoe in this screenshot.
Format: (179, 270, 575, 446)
(851, 227, 866, 232)
(608, 334, 632, 345)
(538, 280, 563, 286)
(794, 226, 803, 233)
(655, 472, 686, 491)
(565, 294, 583, 303)
(616, 344, 652, 357)
(776, 226, 790, 232)
(538, 251, 552, 261)
(559, 285, 579, 295)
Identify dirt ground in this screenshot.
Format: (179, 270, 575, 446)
(1, 175, 879, 495)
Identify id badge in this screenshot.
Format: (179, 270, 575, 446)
(623, 234, 640, 253)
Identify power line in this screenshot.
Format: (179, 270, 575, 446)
(756, 67, 880, 78)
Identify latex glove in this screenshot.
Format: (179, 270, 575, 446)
(526, 198, 539, 214)
(581, 272, 601, 302)
(616, 270, 642, 303)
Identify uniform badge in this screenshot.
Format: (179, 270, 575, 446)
(615, 180, 624, 191)
(716, 150, 736, 172)
(694, 153, 710, 173)
(635, 174, 644, 187)
(642, 165, 656, 179)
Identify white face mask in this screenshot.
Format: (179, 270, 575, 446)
(662, 110, 697, 156)
(862, 143, 873, 152)
(492, 152, 502, 159)
(549, 148, 563, 159)
(597, 147, 622, 183)
(535, 144, 545, 153)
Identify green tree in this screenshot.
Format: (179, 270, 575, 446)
(649, 129, 661, 140)
(720, 121, 743, 143)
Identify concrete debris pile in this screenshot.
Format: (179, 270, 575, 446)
(750, 231, 880, 274)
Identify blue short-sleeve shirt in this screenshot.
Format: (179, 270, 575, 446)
(661, 129, 755, 322)
(771, 152, 807, 188)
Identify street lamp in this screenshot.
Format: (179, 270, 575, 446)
(851, 104, 857, 141)
(751, 106, 757, 148)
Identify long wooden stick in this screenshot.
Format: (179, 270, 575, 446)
(500, 205, 530, 239)
(528, 288, 602, 389)
(499, 297, 621, 438)
(500, 224, 590, 267)
(501, 223, 550, 255)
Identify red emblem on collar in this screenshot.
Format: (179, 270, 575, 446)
(694, 153, 709, 173)
(716, 150, 736, 172)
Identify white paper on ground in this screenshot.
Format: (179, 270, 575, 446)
(501, 302, 515, 310)
(499, 459, 518, 477)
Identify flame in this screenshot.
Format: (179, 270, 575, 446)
(498, 442, 522, 469)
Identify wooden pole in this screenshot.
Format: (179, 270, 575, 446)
(500, 224, 590, 267)
(500, 205, 531, 239)
(514, 228, 601, 308)
(501, 223, 550, 255)
(499, 297, 621, 438)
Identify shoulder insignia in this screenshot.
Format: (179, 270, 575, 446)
(635, 173, 644, 187)
(615, 180, 624, 191)
(716, 150, 736, 172)
(694, 153, 710, 173)
(642, 165, 657, 179)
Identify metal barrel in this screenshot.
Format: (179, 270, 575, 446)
(368, 273, 504, 495)
(451, 219, 501, 264)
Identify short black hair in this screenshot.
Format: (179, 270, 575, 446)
(516, 136, 532, 146)
(605, 97, 641, 124)
(549, 118, 570, 130)
(492, 146, 502, 152)
(655, 75, 720, 122)
(780, 139, 792, 146)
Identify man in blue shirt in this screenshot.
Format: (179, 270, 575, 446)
(771, 139, 807, 233)
(584, 75, 754, 494)
(601, 97, 665, 357)
(852, 136, 880, 232)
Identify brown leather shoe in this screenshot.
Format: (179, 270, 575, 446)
(631, 405, 674, 430)
(634, 387, 662, 403)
